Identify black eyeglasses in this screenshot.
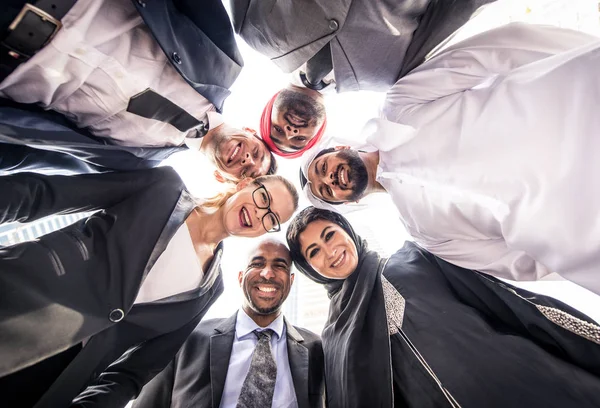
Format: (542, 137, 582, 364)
(252, 182, 281, 233)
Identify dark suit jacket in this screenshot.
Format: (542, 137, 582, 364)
(0, 167, 224, 408)
(132, 312, 326, 408)
(0, 0, 243, 174)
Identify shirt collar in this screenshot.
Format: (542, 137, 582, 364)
(236, 308, 285, 341)
(184, 111, 225, 151)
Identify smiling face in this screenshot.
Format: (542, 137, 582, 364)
(221, 178, 296, 238)
(270, 88, 326, 152)
(298, 219, 358, 279)
(307, 148, 369, 203)
(205, 125, 273, 181)
(239, 240, 294, 316)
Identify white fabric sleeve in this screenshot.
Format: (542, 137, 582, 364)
(383, 22, 598, 122)
(414, 237, 553, 283)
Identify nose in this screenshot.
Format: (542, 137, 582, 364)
(260, 266, 275, 280)
(326, 169, 338, 186)
(241, 152, 255, 167)
(325, 246, 337, 261)
(284, 124, 299, 137)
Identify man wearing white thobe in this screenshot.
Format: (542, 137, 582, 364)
(303, 22, 600, 296)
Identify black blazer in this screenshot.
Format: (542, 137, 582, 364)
(132, 312, 326, 408)
(0, 0, 243, 175)
(0, 167, 224, 408)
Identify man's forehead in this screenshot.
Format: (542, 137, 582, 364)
(248, 241, 290, 262)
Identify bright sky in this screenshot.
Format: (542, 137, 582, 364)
(161, 0, 600, 329)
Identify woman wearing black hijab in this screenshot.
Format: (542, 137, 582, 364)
(286, 207, 600, 408)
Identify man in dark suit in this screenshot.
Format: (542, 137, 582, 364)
(133, 238, 326, 408)
(0, 0, 276, 181)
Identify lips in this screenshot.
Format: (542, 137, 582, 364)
(254, 284, 281, 299)
(286, 112, 307, 127)
(336, 165, 350, 189)
(227, 142, 242, 165)
(330, 250, 346, 268)
(239, 206, 252, 228)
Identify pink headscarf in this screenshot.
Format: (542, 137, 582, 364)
(260, 92, 327, 159)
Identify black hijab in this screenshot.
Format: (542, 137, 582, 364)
(287, 207, 393, 407)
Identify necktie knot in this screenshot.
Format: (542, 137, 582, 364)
(255, 328, 274, 341)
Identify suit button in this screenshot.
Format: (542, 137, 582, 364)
(328, 19, 339, 31)
(171, 52, 182, 65)
(136, 0, 146, 7)
(109, 309, 124, 323)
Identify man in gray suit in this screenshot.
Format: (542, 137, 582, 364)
(231, 0, 493, 155)
(133, 238, 326, 408)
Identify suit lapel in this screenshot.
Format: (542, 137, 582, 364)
(285, 318, 309, 408)
(210, 312, 237, 408)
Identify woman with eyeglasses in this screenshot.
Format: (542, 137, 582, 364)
(0, 167, 298, 408)
(286, 207, 600, 408)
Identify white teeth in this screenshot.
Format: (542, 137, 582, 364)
(331, 251, 345, 267)
(229, 145, 241, 162)
(258, 286, 276, 293)
(340, 168, 347, 186)
(242, 208, 251, 227)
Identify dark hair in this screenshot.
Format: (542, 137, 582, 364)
(286, 206, 349, 266)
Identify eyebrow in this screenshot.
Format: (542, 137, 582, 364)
(273, 257, 290, 266)
(318, 185, 326, 200)
(304, 225, 331, 258)
(270, 134, 304, 152)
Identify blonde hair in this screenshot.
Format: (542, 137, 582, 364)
(198, 175, 299, 212)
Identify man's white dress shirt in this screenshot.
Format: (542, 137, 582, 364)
(368, 22, 600, 296)
(220, 310, 298, 408)
(0, 0, 214, 147)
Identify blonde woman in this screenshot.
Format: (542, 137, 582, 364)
(0, 167, 298, 408)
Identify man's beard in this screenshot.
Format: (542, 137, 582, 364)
(336, 149, 369, 202)
(243, 280, 284, 315)
(275, 89, 325, 128)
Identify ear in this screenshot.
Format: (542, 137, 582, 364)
(238, 270, 244, 287)
(236, 176, 254, 191)
(290, 272, 295, 287)
(214, 170, 227, 183)
(242, 126, 258, 136)
(334, 145, 351, 150)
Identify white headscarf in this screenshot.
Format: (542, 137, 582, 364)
(299, 141, 371, 214)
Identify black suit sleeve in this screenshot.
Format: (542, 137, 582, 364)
(0, 144, 107, 175)
(433, 256, 600, 377)
(131, 358, 177, 408)
(0, 167, 180, 224)
(70, 316, 201, 408)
